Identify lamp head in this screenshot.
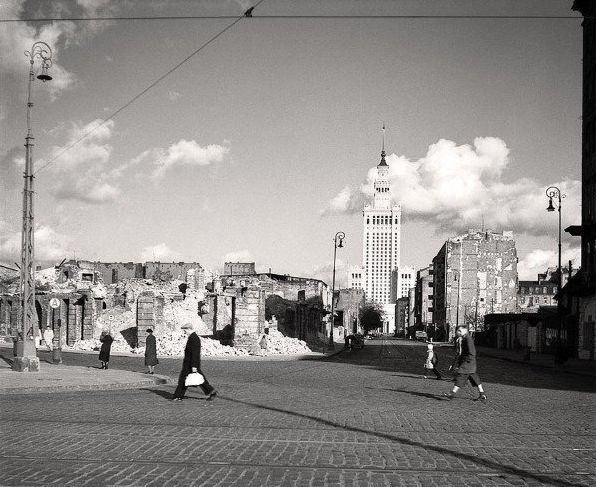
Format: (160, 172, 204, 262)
(37, 63, 52, 82)
(337, 239, 344, 248)
(546, 197, 555, 212)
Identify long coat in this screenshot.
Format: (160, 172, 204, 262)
(98, 333, 113, 362)
(144, 334, 159, 366)
(182, 332, 202, 374)
(454, 333, 477, 374)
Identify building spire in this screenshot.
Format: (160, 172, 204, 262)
(379, 122, 388, 166)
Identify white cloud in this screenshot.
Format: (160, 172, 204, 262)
(222, 250, 252, 263)
(50, 119, 114, 170)
(140, 243, 182, 262)
(46, 119, 119, 203)
(168, 90, 181, 101)
(309, 259, 348, 287)
(518, 245, 581, 280)
(151, 139, 230, 178)
(324, 137, 581, 237)
(0, 221, 73, 262)
(120, 139, 230, 179)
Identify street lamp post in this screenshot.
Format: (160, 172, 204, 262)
(328, 231, 345, 350)
(14, 41, 52, 373)
(546, 186, 565, 363)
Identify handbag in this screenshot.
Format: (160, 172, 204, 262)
(185, 372, 205, 387)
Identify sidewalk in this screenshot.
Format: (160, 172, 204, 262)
(477, 346, 596, 378)
(0, 355, 171, 395)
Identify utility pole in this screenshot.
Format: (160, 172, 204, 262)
(14, 41, 52, 373)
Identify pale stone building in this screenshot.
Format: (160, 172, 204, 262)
(433, 230, 518, 341)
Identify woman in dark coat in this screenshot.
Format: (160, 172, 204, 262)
(172, 323, 216, 401)
(443, 325, 486, 401)
(144, 329, 158, 374)
(98, 330, 113, 370)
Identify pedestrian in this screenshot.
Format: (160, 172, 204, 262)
(259, 332, 268, 352)
(443, 325, 487, 402)
(98, 330, 113, 370)
(172, 322, 217, 402)
(43, 325, 54, 352)
(423, 343, 442, 380)
(144, 328, 158, 374)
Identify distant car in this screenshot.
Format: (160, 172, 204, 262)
(351, 333, 365, 349)
(415, 331, 428, 341)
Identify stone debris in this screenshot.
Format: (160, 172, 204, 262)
(254, 329, 311, 355)
(62, 329, 311, 357)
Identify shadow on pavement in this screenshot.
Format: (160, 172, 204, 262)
(141, 387, 213, 402)
(311, 341, 596, 393)
(0, 353, 14, 367)
(368, 386, 445, 401)
(218, 394, 579, 487)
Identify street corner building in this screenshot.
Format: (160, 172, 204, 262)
(432, 230, 518, 341)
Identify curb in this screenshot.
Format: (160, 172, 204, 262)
(478, 350, 596, 378)
(0, 374, 173, 395)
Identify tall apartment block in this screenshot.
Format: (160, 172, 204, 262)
(432, 230, 518, 340)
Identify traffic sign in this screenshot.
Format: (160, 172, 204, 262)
(49, 298, 60, 309)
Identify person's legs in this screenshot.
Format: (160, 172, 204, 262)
(173, 370, 188, 400)
(443, 373, 466, 399)
(469, 373, 486, 401)
(432, 366, 442, 380)
(198, 369, 216, 399)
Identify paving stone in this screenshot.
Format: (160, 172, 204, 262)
(1, 340, 594, 486)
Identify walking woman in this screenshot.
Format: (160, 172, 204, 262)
(144, 328, 158, 374)
(172, 323, 217, 401)
(98, 330, 113, 370)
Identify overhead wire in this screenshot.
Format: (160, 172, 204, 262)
(0, 15, 588, 22)
(33, 0, 268, 176)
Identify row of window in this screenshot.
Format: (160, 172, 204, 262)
(366, 216, 399, 225)
(520, 286, 556, 294)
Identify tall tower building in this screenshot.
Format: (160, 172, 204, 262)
(362, 133, 402, 306)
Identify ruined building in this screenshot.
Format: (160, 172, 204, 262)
(432, 230, 518, 340)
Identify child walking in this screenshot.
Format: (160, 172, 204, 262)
(424, 343, 442, 380)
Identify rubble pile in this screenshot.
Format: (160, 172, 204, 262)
(95, 309, 135, 334)
(260, 330, 311, 355)
(63, 330, 249, 357)
(161, 290, 210, 334)
(36, 267, 107, 298)
(151, 331, 248, 357)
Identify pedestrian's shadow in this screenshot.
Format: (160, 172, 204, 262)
(215, 394, 577, 487)
(141, 387, 211, 401)
(366, 386, 445, 401)
(141, 388, 172, 400)
(0, 353, 14, 367)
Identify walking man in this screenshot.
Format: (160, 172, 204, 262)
(443, 325, 487, 402)
(172, 321, 217, 402)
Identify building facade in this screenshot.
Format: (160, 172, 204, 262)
(432, 230, 518, 340)
(362, 147, 401, 305)
(414, 265, 434, 327)
(347, 265, 364, 290)
(518, 279, 558, 312)
(397, 265, 415, 299)
(569, 1, 596, 360)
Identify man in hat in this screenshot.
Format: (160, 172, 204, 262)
(172, 321, 217, 401)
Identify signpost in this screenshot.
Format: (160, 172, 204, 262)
(49, 298, 62, 364)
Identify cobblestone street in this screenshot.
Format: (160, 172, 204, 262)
(2, 339, 595, 486)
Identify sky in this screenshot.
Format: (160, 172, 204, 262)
(0, 0, 585, 286)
